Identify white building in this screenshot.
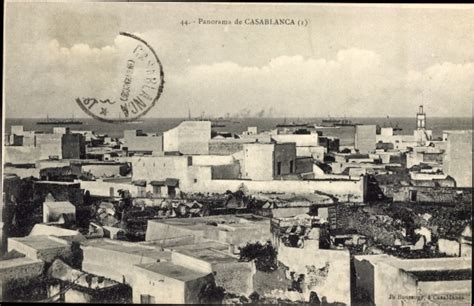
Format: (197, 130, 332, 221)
(241, 142, 297, 180)
(132, 262, 214, 304)
(443, 130, 473, 188)
(43, 200, 76, 224)
(354, 255, 472, 306)
(163, 121, 211, 155)
(355, 125, 376, 154)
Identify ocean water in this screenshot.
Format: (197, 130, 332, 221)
(4, 117, 472, 146)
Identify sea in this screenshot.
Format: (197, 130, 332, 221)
(4, 117, 472, 146)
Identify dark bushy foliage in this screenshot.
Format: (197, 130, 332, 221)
(198, 282, 225, 304)
(239, 241, 278, 272)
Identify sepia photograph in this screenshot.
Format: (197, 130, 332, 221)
(1, 2, 473, 305)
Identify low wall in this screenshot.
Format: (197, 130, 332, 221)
(271, 207, 310, 218)
(212, 224, 272, 248)
(3, 167, 40, 178)
(77, 180, 140, 198)
(0, 259, 44, 283)
(36, 160, 71, 169)
(8, 237, 71, 263)
(189, 178, 365, 203)
(82, 164, 123, 178)
(296, 146, 325, 160)
(145, 222, 207, 242)
(140, 235, 195, 248)
(171, 252, 213, 274)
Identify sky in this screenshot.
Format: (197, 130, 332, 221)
(3, 3, 474, 118)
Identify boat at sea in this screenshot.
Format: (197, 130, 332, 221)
(37, 116, 83, 125)
(276, 122, 311, 128)
(315, 117, 359, 128)
(211, 122, 226, 128)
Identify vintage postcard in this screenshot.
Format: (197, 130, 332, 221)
(2, 2, 472, 305)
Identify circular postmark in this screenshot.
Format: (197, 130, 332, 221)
(76, 32, 164, 123)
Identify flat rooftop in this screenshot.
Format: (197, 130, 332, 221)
(30, 224, 84, 240)
(102, 177, 133, 183)
(170, 241, 236, 264)
(82, 238, 170, 261)
(135, 262, 210, 282)
(175, 249, 236, 264)
(394, 257, 472, 272)
(150, 214, 268, 227)
(443, 130, 473, 134)
(170, 241, 228, 252)
(0, 256, 43, 270)
(9, 235, 67, 250)
(408, 269, 472, 282)
(44, 201, 75, 209)
(34, 181, 79, 186)
(356, 255, 472, 273)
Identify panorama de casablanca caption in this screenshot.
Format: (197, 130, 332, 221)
(2, 2, 473, 305)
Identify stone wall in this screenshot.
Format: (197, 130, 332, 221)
(209, 141, 245, 155)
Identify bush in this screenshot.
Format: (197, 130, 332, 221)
(239, 241, 278, 272)
(198, 282, 225, 304)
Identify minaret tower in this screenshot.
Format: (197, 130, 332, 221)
(416, 105, 426, 130)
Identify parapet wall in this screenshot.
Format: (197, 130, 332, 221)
(188, 178, 365, 203)
(3, 166, 40, 178)
(78, 180, 140, 198)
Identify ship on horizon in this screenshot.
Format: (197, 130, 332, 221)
(37, 115, 83, 125)
(186, 110, 228, 128)
(315, 116, 360, 128)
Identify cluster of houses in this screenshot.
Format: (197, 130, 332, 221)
(1, 106, 472, 304)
